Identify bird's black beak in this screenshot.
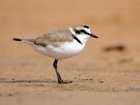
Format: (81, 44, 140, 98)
(90, 34, 98, 38)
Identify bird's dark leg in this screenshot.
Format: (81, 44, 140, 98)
(53, 59, 63, 83)
(53, 59, 73, 84)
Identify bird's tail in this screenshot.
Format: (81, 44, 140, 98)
(13, 38, 34, 45)
(13, 38, 22, 41)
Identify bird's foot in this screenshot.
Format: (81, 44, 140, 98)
(58, 80, 73, 84)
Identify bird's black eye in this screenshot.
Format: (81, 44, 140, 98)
(76, 29, 90, 35)
(80, 30, 86, 33)
(84, 25, 89, 29)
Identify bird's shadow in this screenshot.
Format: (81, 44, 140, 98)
(0, 80, 57, 83)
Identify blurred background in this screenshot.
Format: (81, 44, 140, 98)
(0, 0, 140, 72)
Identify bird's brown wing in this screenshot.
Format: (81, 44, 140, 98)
(33, 29, 73, 47)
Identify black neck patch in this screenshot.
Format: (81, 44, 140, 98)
(72, 35, 82, 45)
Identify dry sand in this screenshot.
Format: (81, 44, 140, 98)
(0, 0, 140, 105)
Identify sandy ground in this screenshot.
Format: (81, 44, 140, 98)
(0, 0, 140, 105)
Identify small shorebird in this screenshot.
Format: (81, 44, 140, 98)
(13, 24, 98, 84)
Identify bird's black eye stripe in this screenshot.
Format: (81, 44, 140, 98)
(84, 25, 89, 29)
(76, 29, 90, 35)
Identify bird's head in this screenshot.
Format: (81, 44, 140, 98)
(69, 24, 98, 44)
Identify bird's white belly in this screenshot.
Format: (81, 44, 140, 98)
(32, 40, 85, 59)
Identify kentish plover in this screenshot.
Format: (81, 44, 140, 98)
(13, 24, 98, 84)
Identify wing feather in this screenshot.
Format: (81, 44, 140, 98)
(34, 29, 73, 47)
